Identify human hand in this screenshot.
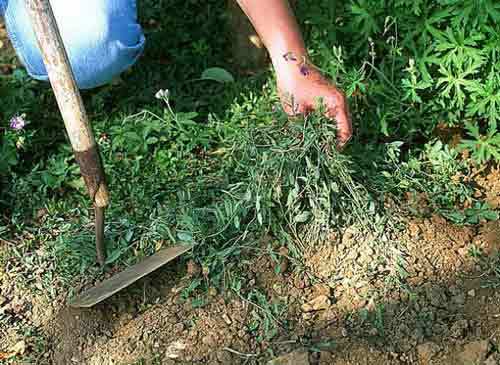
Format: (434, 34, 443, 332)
(275, 56, 352, 148)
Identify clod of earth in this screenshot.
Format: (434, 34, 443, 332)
(456, 340, 490, 365)
(416, 342, 441, 364)
(165, 340, 187, 359)
(301, 295, 331, 312)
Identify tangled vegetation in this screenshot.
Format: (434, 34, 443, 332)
(0, 0, 498, 331)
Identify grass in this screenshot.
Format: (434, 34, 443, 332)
(0, 0, 499, 357)
(0, 0, 495, 294)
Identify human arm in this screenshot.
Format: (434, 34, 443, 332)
(236, 0, 352, 147)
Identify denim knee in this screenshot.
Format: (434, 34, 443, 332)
(0, 0, 145, 89)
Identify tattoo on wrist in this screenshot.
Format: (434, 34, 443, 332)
(283, 52, 298, 61)
(299, 63, 310, 76)
(282, 52, 310, 76)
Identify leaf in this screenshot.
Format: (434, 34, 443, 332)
(105, 248, 125, 265)
(165, 226, 176, 243)
(482, 210, 499, 221)
(177, 112, 199, 122)
(257, 212, 263, 225)
(200, 67, 235, 84)
(124, 229, 134, 243)
(177, 231, 193, 242)
(294, 211, 311, 223)
(124, 131, 142, 142)
(67, 177, 86, 191)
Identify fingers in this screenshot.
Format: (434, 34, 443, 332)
(325, 91, 352, 149)
(279, 91, 312, 117)
(279, 87, 353, 150)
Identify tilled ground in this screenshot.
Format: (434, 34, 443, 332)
(2, 174, 500, 364)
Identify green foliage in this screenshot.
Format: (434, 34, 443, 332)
(376, 139, 473, 213)
(446, 201, 499, 224)
(0, 74, 38, 176)
(245, 288, 286, 341)
(200, 67, 235, 84)
(299, 0, 500, 163)
(0, 131, 19, 174)
(0, 0, 497, 296)
(360, 303, 385, 337)
(459, 120, 500, 163)
(223, 108, 371, 243)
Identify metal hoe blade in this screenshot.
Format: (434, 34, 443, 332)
(70, 245, 193, 308)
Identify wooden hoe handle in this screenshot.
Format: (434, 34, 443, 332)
(26, 0, 109, 265)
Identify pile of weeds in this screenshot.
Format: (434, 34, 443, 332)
(221, 108, 370, 245)
(128, 100, 374, 285)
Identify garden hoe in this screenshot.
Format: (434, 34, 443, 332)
(26, 0, 192, 308)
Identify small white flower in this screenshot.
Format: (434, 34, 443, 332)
(155, 89, 170, 100)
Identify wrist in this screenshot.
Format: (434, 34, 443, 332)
(269, 41, 307, 66)
(272, 49, 311, 87)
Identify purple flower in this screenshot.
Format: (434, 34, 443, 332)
(9, 115, 26, 131)
(299, 64, 310, 76)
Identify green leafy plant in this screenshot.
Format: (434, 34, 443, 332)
(245, 289, 286, 341)
(300, 0, 500, 161)
(459, 121, 500, 163)
(0, 131, 19, 175)
(446, 201, 499, 225)
(0, 115, 33, 176)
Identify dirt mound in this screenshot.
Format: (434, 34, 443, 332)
(403, 214, 476, 282)
(46, 272, 258, 365)
(81, 297, 254, 364)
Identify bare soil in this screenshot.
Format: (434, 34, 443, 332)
(0, 166, 499, 365)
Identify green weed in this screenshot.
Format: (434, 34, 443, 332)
(245, 288, 287, 341)
(299, 0, 500, 163)
(0, 0, 497, 312)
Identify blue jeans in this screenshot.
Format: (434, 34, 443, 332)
(0, 0, 146, 89)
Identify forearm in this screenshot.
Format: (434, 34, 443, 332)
(236, 0, 307, 71)
(236, 0, 352, 145)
